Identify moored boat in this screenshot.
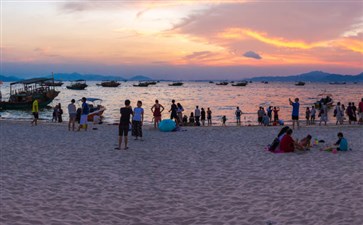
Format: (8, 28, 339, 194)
(78, 98, 106, 122)
(295, 81, 305, 86)
(0, 78, 60, 110)
(168, 82, 184, 86)
(43, 81, 64, 86)
(232, 81, 248, 86)
(314, 92, 334, 109)
(133, 82, 150, 87)
(101, 80, 121, 87)
(66, 80, 88, 90)
(329, 82, 346, 85)
(216, 82, 229, 85)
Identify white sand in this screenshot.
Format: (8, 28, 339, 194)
(1, 120, 363, 225)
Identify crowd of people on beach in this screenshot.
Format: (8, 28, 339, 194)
(29, 96, 362, 150)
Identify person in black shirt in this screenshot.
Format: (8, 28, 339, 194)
(116, 99, 133, 150)
(169, 99, 179, 125)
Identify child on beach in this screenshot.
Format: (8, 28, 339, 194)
(189, 112, 195, 125)
(273, 106, 280, 122)
(222, 115, 227, 126)
(323, 132, 349, 151)
(299, 135, 312, 150)
(182, 115, 188, 126)
(132, 100, 144, 141)
(235, 106, 242, 125)
(305, 107, 311, 126)
(310, 106, 316, 124)
(207, 108, 212, 126)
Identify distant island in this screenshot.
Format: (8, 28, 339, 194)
(248, 71, 363, 82)
(1, 71, 362, 82)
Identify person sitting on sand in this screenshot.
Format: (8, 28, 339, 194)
(299, 135, 312, 150)
(189, 112, 195, 125)
(182, 115, 188, 126)
(280, 129, 303, 152)
(323, 132, 348, 151)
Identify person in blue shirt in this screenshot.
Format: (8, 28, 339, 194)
(323, 132, 349, 151)
(289, 97, 300, 129)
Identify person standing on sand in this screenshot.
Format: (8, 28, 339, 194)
(68, 99, 77, 131)
(289, 98, 300, 129)
(195, 106, 201, 126)
(132, 100, 144, 141)
(273, 106, 280, 122)
(169, 99, 179, 125)
(346, 102, 354, 125)
(319, 102, 328, 126)
(77, 97, 89, 131)
(201, 108, 206, 126)
(177, 103, 184, 125)
(267, 106, 273, 124)
(257, 107, 264, 125)
(116, 99, 133, 150)
(235, 106, 242, 125)
(31, 98, 39, 126)
(359, 98, 363, 124)
(151, 99, 164, 128)
(207, 107, 212, 126)
(310, 106, 316, 125)
(335, 102, 344, 125)
(352, 102, 357, 123)
(57, 103, 63, 123)
(305, 107, 311, 126)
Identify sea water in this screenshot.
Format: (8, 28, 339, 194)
(0, 81, 362, 125)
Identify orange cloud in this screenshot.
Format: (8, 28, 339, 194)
(336, 38, 363, 54)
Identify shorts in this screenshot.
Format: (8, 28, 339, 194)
(80, 115, 88, 125)
(258, 117, 262, 123)
(311, 115, 315, 120)
(236, 116, 241, 120)
(69, 113, 77, 120)
(170, 113, 178, 120)
(292, 115, 299, 120)
(33, 112, 39, 119)
(119, 124, 129, 136)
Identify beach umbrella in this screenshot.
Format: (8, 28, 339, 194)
(158, 119, 176, 132)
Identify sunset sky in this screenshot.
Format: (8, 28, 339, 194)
(1, 0, 363, 79)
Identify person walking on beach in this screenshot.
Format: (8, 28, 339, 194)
(222, 115, 227, 126)
(201, 108, 206, 126)
(235, 106, 242, 125)
(169, 99, 179, 125)
(177, 103, 184, 125)
(116, 99, 133, 150)
(31, 98, 39, 126)
(195, 106, 201, 126)
(310, 106, 316, 125)
(77, 97, 89, 131)
(289, 98, 300, 129)
(68, 99, 77, 131)
(207, 107, 212, 126)
(305, 107, 311, 126)
(151, 99, 164, 128)
(335, 102, 344, 125)
(132, 100, 144, 141)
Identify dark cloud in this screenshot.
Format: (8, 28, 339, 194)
(243, 51, 262, 60)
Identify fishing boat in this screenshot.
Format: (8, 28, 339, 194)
(78, 98, 106, 122)
(66, 80, 88, 90)
(232, 81, 248, 86)
(216, 82, 229, 85)
(168, 82, 184, 86)
(295, 81, 305, 86)
(133, 82, 150, 87)
(0, 77, 60, 110)
(209, 81, 214, 83)
(100, 80, 121, 87)
(261, 81, 269, 84)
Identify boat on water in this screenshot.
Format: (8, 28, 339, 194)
(66, 80, 88, 90)
(261, 81, 269, 84)
(232, 81, 248, 86)
(0, 78, 60, 110)
(216, 82, 229, 85)
(100, 80, 121, 87)
(78, 98, 106, 122)
(133, 82, 150, 87)
(43, 81, 64, 86)
(147, 81, 157, 85)
(168, 82, 184, 86)
(329, 82, 346, 85)
(295, 81, 305, 86)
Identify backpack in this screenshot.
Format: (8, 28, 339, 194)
(269, 138, 280, 152)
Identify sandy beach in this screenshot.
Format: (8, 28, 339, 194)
(1, 120, 362, 225)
